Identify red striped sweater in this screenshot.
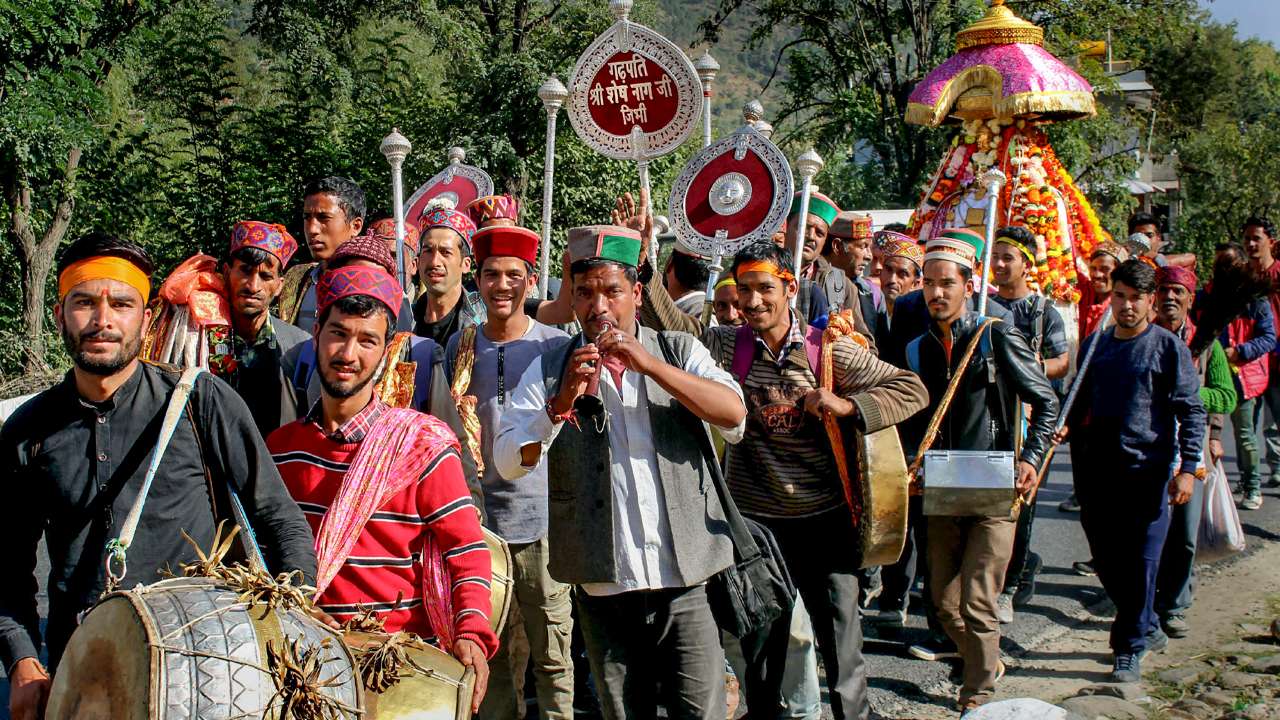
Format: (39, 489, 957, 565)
(267, 419, 498, 657)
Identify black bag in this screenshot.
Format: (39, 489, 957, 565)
(654, 332, 797, 637)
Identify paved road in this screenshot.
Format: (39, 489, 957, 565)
(2, 438, 1278, 719)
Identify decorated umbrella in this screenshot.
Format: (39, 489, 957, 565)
(906, 0, 1108, 304)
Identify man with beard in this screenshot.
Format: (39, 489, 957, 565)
(279, 176, 367, 328)
(785, 191, 864, 325)
(901, 236, 1058, 713)
(987, 226, 1070, 622)
(1054, 260, 1204, 683)
(1, 233, 316, 720)
(443, 226, 575, 720)
(702, 241, 928, 720)
(1151, 265, 1237, 641)
(494, 225, 748, 720)
(873, 233, 924, 351)
(268, 263, 497, 714)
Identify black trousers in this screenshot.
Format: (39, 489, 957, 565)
(1001, 495, 1038, 593)
(741, 508, 869, 720)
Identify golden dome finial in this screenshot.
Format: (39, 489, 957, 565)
(956, 0, 1043, 50)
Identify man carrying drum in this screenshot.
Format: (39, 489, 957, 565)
(267, 262, 497, 713)
(0, 232, 317, 720)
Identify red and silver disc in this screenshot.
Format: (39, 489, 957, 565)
(404, 148, 495, 223)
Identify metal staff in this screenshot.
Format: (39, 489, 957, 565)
(975, 168, 1007, 316)
(380, 128, 412, 296)
(1029, 306, 1113, 494)
(790, 148, 824, 308)
(701, 229, 728, 324)
(695, 50, 720, 148)
(628, 126, 658, 268)
(537, 76, 568, 297)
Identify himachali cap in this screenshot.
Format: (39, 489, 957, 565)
(330, 234, 398, 277)
(230, 220, 298, 267)
(421, 207, 478, 254)
(567, 225, 643, 268)
(472, 226, 540, 267)
(874, 229, 916, 250)
(316, 265, 402, 319)
(367, 217, 421, 255)
(465, 194, 520, 227)
(924, 228, 985, 270)
(788, 191, 840, 227)
(882, 236, 924, 270)
(830, 211, 873, 240)
(1091, 240, 1130, 264)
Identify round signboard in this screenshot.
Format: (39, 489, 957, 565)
(668, 125, 794, 258)
(567, 14, 701, 160)
(404, 148, 495, 224)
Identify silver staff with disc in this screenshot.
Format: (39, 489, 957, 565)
(789, 148, 824, 308)
(668, 123, 794, 323)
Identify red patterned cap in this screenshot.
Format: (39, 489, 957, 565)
(368, 217, 421, 254)
(316, 265, 402, 320)
(420, 208, 477, 254)
(473, 226, 540, 267)
(330, 235, 398, 276)
(230, 220, 298, 267)
(465, 194, 520, 228)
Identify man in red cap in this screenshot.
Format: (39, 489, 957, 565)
(445, 225, 575, 720)
(367, 215, 422, 283)
(268, 263, 497, 714)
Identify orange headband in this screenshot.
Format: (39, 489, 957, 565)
(735, 260, 796, 283)
(58, 256, 151, 302)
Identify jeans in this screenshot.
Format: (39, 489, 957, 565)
(1230, 396, 1262, 494)
(744, 509, 870, 720)
(480, 537, 576, 720)
(1155, 476, 1205, 620)
(576, 585, 725, 720)
(1258, 380, 1280, 482)
(927, 514, 1017, 707)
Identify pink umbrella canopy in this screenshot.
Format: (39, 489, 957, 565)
(906, 0, 1095, 127)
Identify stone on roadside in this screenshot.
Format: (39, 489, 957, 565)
(1077, 682, 1148, 700)
(1219, 669, 1262, 689)
(1157, 663, 1213, 686)
(1161, 710, 1200, 720)
(1172, 698, 1218, 719)
(958, 698, 1069, 719)
(1199, 689, 1239, 706)
(1220, 640, 1278, 656)
(1058, 695, 1147, 719)
(1271, 618, 1279, 641)
(1247, 654, 1280, 674)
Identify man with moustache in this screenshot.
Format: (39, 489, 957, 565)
(873, 233, 924, 352)
(1, 233, 317, 720)
(827, 211, 882, 334)
(494, 225, 748, 720)
(279, 176, 367, 328)
(444, 226, 575, 720)
(901, 234, 1058, 713)
(1055, 259, 1204, 683)
(268, 262, 496, 714)
(711, 274, 744, 327)
(702, 241, 927, 720)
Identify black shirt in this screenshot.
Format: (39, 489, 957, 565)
(414, 294, 466, 346)
(0, 363, 317, 671)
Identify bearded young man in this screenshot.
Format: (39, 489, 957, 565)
(1056, 259, 1205, 684)
(268, 263, 496, 714)
(901, 234, 1058, 714)
(443, 226, 575, 720)
(1, 233, 317, 720)
(494, 225, 747, 720)
(701, 241, 927, 720)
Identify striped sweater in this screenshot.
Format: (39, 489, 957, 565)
(268, 420, 497, 656)
(702, 319, 929, 518)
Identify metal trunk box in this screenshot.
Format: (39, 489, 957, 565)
(922, 449, 1017, 518)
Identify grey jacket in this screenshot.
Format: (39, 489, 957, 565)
(539, 328, 734, 586)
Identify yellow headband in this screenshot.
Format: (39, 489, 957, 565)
(58, 256, 151, 303)
(735, 260, 796, 283)
(714, 276, 737, 291)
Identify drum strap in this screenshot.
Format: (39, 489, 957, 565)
(105, 366, 204, 590)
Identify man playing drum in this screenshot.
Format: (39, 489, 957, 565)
(267, 262, 497, 713)
(0, 232, 318, 720)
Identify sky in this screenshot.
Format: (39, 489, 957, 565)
(1202, 0, 1280, 46)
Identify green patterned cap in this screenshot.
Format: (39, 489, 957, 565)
(789, 191, 840, 228)
(567, 225, 643, 267)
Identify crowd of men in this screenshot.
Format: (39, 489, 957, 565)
(1, 170, 1276, 720)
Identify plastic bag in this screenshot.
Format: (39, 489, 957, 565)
(1197, 459, 1246, 562)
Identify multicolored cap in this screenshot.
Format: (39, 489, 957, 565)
(420, 207, 477, 254)
(465, 194, 520, 228)
(788, 191, 840, 227)
(1090, 241, 1130, 264)
(473, 226, 540, 267)
(882, 236, 925, 270)
(367, 217, 421, 255)
(874, 229, 916, 250)
(924, 228, 985, 270)
(330, 234, 398, 277)
(830, 211, 873, 240)
(230, 220, 298, 267)
(316, 265, 402, 320)
(567, 225, 643, 268)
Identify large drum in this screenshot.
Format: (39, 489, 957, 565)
(345, 631, 475, 720)
(483, 527, 514, 637)
(47, 577, 361, 719)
